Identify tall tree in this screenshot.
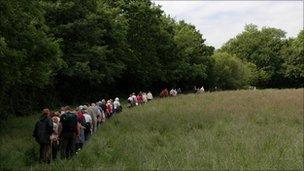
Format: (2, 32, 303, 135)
(0, 0, 60, 117)
(220, 24, 287, 87)
(211, 52, 251, 90)
(172, 21, 214, 89)
(43, 0, 127, 103)
(115, 0, 165, 91)
(281, 30, 304, 87)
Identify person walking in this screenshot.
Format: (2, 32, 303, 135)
(33, 109, 54, 163)
(177, 88, 182, 94)
(137, 92, 143, 105)
(142, 92, 148, 103)
(147, 91, 153, 101)
(160, 88, 169, 97)
(97, 102, 106, 125)
(87, 104, 98, 132)
(128, 94, 133, 107)
(132, 93, 138, 106)
(58, 106, 78, 159)
(100, 99, 107, 116)
(106, 100, 113, 118)
(50, 113, 60, 161)
(170, 88, 177, 96)
(83, 107, 92, 141)
(113, 97, 122, 114)
(76, 121, 85, 152)
(76, 107, 86, 151)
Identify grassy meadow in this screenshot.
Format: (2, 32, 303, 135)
(0, 89, 303, 170)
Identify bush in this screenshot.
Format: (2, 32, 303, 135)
(211, 52, 251, 89)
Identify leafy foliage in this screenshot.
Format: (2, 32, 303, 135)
(211, 52, 251, 89)
(220, 24, 303, 87)
(0, 0, 60, 117)
(0, 1, 302, 117)
(281, 30, 304, 85)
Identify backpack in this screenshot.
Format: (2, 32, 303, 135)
(61, 112, 77, 133)
(84, 122, 91, 133)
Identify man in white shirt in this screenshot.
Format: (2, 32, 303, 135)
(127, 94, 133, 108)
(147, 91, 153, 101)
(170, 89, 177, 96)
(142, 93, 148, 103)
(113, 97, 122, 113)
(83, 109, 92, 141)
(131, 93, 137, 106)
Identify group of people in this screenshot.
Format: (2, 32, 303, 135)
(159, 88, 182, 97)
(32, 98, 122, 163)
(194, 86, 205, 94)
(32, 88, 186, 164)
(127, 91, 153, 107)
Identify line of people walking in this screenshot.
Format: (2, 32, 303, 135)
(127, 91, 153, 107)
(159, 88, 181, 97)
(32, 98, 122, 163)
(32, 88, 181, 164)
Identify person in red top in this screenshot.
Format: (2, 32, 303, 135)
(76, 107, 85, 123)
(160, 88, 169, 98)
(106, 100, 113, 118)
(137, 92, 143, 105)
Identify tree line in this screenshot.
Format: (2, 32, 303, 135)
(1, 0, 303, 117)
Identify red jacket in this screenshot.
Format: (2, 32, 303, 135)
(106, 103, 113, 114)
(137, 95, 143, 103)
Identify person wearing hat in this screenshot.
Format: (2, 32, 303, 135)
(33, 108, 54, 163)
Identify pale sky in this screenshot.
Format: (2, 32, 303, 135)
(152, 0, 303, 48)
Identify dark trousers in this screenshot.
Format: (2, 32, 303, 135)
(84, 130, 91, 141)
(60, 133, 76, 159)
(97, 120, 101, 128)
(76, 142, 83, 150)
(52, 141, 59, 160)
(39, 143, 51, 163)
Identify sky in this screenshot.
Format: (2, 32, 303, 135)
(152, 0, 303, 49)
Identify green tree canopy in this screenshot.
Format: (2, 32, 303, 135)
(281, 30, 304, 86)
(220, 24, 287, 87)
(0, 0, 60, 117)
(211, 52, 251, 89)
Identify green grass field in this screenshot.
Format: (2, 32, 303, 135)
(1, 89, 303, 170)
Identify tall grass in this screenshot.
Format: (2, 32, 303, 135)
(1, 89, 303, 170)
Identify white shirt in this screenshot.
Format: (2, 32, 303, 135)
(170, 89, 174, 95)
(53, 122, 58, 132)
(142, 94, 147, 102)
(114, 100, 120, 109)
(132, 95, 137, 102)
(147, 92, 153, 100)
(84, 113, 92, 123)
